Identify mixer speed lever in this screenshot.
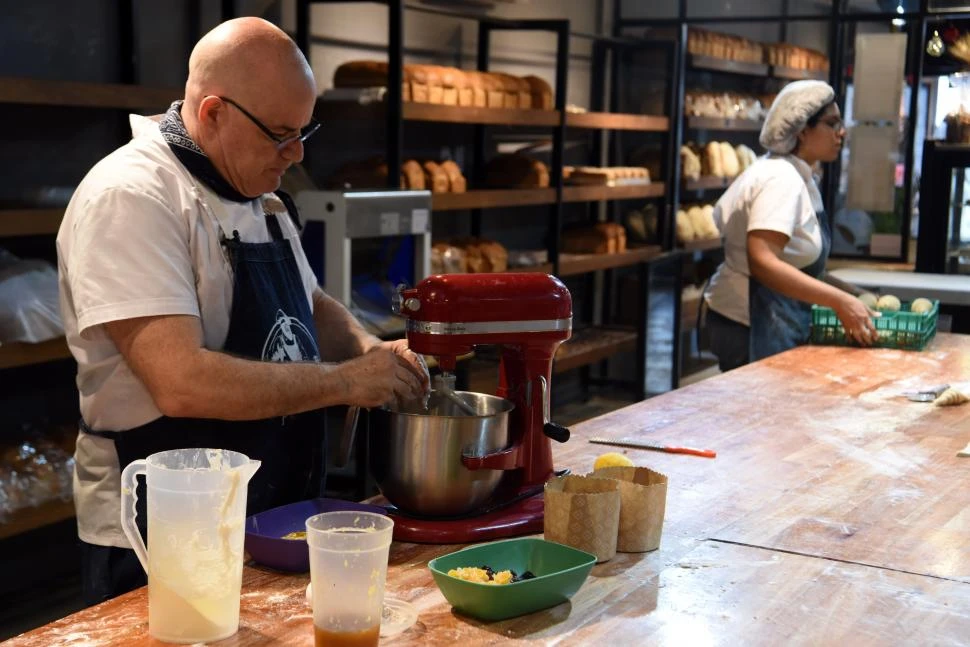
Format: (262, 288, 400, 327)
(543, 422, 570, 443)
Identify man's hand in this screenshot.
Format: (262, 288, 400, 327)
(338, 340, 430, 408)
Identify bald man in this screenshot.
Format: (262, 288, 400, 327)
(57, 17, 429, 605)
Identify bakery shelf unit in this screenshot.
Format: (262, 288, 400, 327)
(299, 1, 674, 400)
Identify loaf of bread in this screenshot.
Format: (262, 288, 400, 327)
(492, 72, 531, 109)
(687, 27, 763, 64)
(567, 166, 650, 186)
(422, 161, 449, 193)
(561, 222, 626, 254)
(401, 160, 426, 190)
(450, 237, 508, 273)
(328, 157, 434, 190)
(719, 142, 740, 178)
(675, 209, 695, 244)
(681, 146, 701, 181)
(702, 142, 724, 178)
(474, 72, 507, 109)
(327, 157, 399, 189)
(523, 75, 553, 110)
(334, 60, 412, 102)
(439, 160, 467, 193)
(735, 144, 757, 172)
(333, 61, 554, 111)
(484, 154, 549, 188)
(431, 242, 467, 274)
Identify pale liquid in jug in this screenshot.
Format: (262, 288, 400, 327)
(146, 508, 244, 642)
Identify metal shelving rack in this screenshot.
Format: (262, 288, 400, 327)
(297, 1, 676, 399)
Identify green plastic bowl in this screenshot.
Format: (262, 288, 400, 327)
(428, 537, 596, 621)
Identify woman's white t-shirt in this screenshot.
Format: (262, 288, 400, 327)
(57, 114, 319, 547)
(704, 154, 825, 327)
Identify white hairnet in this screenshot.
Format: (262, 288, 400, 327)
(759, 80, 835, 155)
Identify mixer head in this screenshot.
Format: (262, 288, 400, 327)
(393, 273, 572, 371)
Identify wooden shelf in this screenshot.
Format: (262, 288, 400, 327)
(686, 116, 763, 131)
(566, 111, 669, 131)
(432, 188, 556, 211)
(0, 499, 75, 540)
(0, 209, 64, 237)
(683, 176, 732, 192)
(0, 338, 73, 370)
(316, 99, 561, 127)
(554, 326, 637, 374)
(772, 65, 827, 81)
(562, 182, 665, 203)
(432, 184, 665, 211)
(0, 76, 179, 110)
(558, 245, 662, 277)
(680, 237, 723, 253)
(688, 54, 769, 77)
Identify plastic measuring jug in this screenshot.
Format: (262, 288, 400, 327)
(120, 448, 260, 644)
(306, 511, 394, 647)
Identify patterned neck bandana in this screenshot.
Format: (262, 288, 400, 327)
(159, 101, 254, 203)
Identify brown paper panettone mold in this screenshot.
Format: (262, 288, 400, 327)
(591, 466, 668, 553)
(544, 475, 621, 563)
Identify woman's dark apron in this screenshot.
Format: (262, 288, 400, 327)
(748, 209, 832, 362)
(79, 188, 326, 604)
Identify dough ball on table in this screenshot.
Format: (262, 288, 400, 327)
(858, 292, 878, 309)
(876, 294, 901, 312)
(910, 297, 934, 314)
(935, 388, 970, 407)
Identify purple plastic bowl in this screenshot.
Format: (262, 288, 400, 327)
(244, 498, 387, 572)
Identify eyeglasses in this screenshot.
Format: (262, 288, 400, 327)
(218, 96, 321, 149)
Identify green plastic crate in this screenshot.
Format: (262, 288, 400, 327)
(810, 299, 939, 351)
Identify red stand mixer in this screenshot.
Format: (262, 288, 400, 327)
(385, 272, 572, 543)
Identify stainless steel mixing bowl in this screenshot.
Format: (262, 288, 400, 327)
(369, 391, 513, 516)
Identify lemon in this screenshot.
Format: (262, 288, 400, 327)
(594, 452, 634, 471)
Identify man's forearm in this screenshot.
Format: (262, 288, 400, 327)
(166, 351, 351, 419)
(311, 289, 381, 361)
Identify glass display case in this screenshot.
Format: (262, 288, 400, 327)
(916, 140, 970, 273)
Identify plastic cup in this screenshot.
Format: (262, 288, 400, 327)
(306, 511, 394, 647)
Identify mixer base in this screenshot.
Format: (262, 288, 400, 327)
(387, 494, 545, 544)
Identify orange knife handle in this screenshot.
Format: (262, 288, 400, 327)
(665, 446, 717, 459)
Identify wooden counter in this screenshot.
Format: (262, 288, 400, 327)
(10, 334, 970, 645)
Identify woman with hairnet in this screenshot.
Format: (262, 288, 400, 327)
(703, 80, 877, 371)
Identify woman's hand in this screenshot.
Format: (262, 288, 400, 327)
(832, 293, 879, 346)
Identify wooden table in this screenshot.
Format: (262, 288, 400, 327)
(11, 334, 970, 645)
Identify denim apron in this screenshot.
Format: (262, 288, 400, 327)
(79, 186, 327, 603)
(749, 209, 831, 362)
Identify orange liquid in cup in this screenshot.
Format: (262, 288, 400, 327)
(314, 623, 380, 647)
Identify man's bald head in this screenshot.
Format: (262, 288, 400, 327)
(185, 17, 315, 111)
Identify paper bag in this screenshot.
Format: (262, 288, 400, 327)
(592, 466, 668, 552)
(544, 475, 620, 563)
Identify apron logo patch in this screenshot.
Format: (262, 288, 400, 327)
(262, 309, 320, 362)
